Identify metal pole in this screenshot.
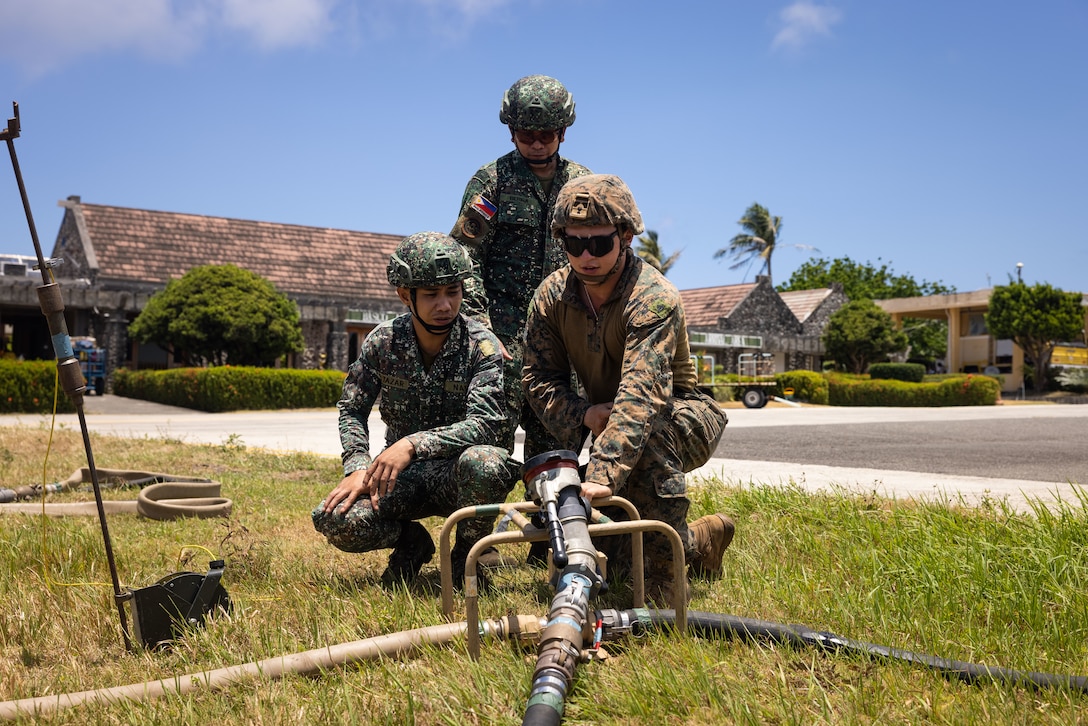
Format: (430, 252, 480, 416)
(2, 102, 132, 651)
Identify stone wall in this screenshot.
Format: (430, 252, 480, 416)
(718, 277, 802, 338)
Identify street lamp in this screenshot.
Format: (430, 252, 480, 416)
(1016, 262, 1023, 283)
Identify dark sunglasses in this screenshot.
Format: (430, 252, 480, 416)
(514, 129, 558, 145)
(561, 233, 617, 257)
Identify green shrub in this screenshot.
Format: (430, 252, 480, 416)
(868, 362, 925, 383)
(1055, 367, 1088, 393)
(704, 384, 735, 404)
(773, 370, 829, 405)
(829, 373, 1000, 406)
(112, 366, 346, 412)
(0, 359, 77, 414)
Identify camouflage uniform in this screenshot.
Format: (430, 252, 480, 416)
(522, 249, 728, 570)
(451, 76, 592, 458)
(311, 312, 517, 561)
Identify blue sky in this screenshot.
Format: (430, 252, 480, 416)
(2, 0, 1085, 295)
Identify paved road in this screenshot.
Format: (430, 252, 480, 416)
(2, 396, 1085, 513)
(712, 406, 1087, 484)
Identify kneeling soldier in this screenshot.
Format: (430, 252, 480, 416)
(312, 232, 518, 586)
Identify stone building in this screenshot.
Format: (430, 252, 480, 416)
(0, 196, 404, 387)
(679, 276, 846, 378)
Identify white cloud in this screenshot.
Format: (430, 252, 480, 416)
(772, 1, 843, 52)
(0, 0, 515, 78)
(221, 0, 336, 50)
(0, 0, 338, 78)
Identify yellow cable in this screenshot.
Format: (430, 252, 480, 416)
(39, 362, 112, 590)
(176, 544, 219, 570)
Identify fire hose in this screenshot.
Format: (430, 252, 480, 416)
(0, 468, 231, 520)
(3, 605, 1086, 722)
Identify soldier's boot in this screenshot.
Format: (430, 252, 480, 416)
(380, 522, 435, 587)
(526, 540, 550, 567)
(687, 514, 736, 577)
(450, 542, 493, 593)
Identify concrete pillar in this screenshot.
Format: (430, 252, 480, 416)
(946, 308, 961, 373)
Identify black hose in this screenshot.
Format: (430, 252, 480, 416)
(522, 703, 562, 726)
(635, 610, 1088, 693)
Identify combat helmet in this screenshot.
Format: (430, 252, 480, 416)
(387, 232, 473, 288)
(499, 75, 576, 130)
(551, 174, 645, 238)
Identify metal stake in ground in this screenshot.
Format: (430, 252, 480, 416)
(2, 101, 133, 651)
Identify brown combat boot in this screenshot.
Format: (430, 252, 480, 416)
(687, 514, 735, 577)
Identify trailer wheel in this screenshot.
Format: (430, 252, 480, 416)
(742, 388, 767, 409)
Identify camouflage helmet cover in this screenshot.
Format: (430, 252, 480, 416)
(499, 75, 576, 130)
(387, 232, 473, 288)
(550, 174, 645, 238)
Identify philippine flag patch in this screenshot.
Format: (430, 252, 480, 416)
(470, 195, 498, 220)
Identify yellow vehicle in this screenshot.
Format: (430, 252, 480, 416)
(1052, 344, 1088, 367)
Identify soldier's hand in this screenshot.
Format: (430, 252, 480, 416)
(365, 438, 416, 510)
(583, 403, 614, 437)
(581, 481, 612, 501)
(322, 469, 370, 515)
(498, 340, 513, 361)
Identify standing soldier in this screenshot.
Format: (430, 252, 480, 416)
(312, 232, 517, 586)
(451, 74, 592, 460)
(522, 174, 735, 604)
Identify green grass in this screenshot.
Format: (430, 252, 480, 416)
(1, 425, 1087, 724)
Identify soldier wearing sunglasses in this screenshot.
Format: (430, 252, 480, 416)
(523, 174, 735, 606)
(450, 75, 592, 466)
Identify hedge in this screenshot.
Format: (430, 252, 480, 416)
(868, 362, 926, 383)
(829, 373, 1001, 407)
(112, 366, 347, 412)
(0, 359, 78, 414)
(773, 370, 830, 405)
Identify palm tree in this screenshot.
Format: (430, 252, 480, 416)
(635, 230, 681, 275)
(713, 203, 793, 284)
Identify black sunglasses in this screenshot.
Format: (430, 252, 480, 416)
(514, 129, 558, 145)
(561, 233, 618, 257)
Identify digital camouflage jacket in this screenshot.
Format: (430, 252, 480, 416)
(454, 150, 591, 342)
(338, 313, 506, 475)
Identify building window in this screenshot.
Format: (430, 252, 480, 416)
(963, 312, 988, 336)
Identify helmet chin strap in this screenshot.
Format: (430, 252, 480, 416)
(524, 153, 557, 166)
(520, 141, 561, 167)
(408, 289, 456, 335)
(572, 247, 627, 286)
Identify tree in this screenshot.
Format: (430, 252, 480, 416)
(635, 229, 681, 275)
(713, 202, 814, 285)
(778, 256, 953, 300)
(779, 256, 954, 362)
(985, 282, 1084, 393)
(823, 299, 909, 374)
(128, 264, 304, 367)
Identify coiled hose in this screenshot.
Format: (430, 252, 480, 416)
(0, 468, 231, 519)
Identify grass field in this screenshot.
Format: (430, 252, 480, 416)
(1, 425, 1087, 724)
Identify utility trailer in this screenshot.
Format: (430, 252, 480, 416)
(693, 352, 777, 408)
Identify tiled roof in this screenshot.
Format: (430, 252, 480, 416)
(679, 284, 757, 327)
(71, 201, 403, 305)
(778, 288, 833, 323)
